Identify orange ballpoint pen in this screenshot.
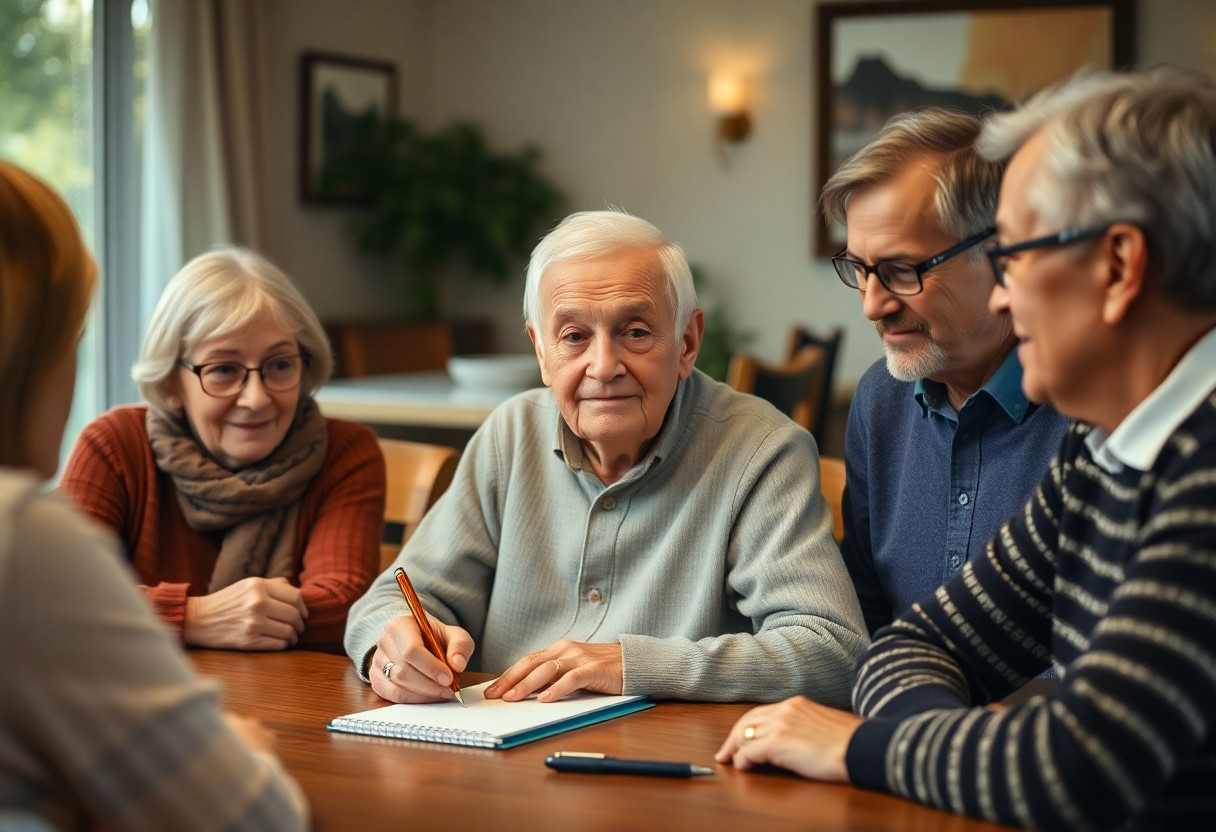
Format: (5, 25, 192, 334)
(394, 567, 466, 706)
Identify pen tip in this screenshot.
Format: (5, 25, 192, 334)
(691, 766, 715, 776)
(455, 690, 466, 707)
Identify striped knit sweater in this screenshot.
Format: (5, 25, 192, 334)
(846, 391, 1216, 831)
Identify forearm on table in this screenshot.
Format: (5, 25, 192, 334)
(141, 581, 190, 637)
(621, 624, 860, 705)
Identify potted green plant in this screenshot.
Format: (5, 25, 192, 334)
(322, 117, 566, 323)
(690, 265, 754, 381)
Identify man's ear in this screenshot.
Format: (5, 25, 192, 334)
(526, 324, 551, 387)
(1102, 223, 1148, 325)
(677, 308, 705, 380)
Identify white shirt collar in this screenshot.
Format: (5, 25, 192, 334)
(1086, 326, 1216, 474)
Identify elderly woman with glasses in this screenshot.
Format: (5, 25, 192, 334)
(60, 248, 384, 652)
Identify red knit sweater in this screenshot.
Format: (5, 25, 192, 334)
(59, 405, 385, 651)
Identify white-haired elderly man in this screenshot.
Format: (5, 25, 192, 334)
(345, 210, 868, 706)
(717, 68, 1216, 831)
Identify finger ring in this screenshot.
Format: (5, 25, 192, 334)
(743, 724, 757, 742)
(382, 660, 395, 679)
(551, 659, 563, 673)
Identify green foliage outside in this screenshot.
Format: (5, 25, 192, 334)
(322, 117, 566, 322)
(691, 264, 753, 382)
(0, 0, 95, 235)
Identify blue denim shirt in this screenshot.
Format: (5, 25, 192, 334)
(841, 350, 1070, 635)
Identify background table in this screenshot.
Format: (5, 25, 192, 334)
(191, 650, 1015, 831)
(316, 372, 526, 429)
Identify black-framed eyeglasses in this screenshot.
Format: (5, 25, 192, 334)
(985, 223, 1115, 287)
(832, 227, 996, 297)
(179, 354, 311, 398)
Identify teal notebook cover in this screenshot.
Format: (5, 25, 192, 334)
(327, 681, 653, 749)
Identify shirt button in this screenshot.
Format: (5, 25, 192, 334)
(601, 497, 616, 510)
(958, 493, 970, 505)
(950, 555, 961, 568)
(587, 588, 602, 603)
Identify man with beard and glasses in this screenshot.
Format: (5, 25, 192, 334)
(819, 108, 1069, 636)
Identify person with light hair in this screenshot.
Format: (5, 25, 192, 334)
(820, 107, 1068, 636)
(60, 248, 384, 652)
(346, 209, 867, 705)
(0, 161, 307, 829)
(717, 67, 1216, 831)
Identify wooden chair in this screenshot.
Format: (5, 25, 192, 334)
(378, 438, 460, 570)
(726, 344, 827, 433)
(785, 326, 844, 444)
(327, 321, 453, 378)
(819, 455, 846, 543)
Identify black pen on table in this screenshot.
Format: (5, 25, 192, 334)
(393, 566, 465, 706)
(545, 752, 714, 778)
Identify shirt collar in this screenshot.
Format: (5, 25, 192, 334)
(1085, 326, 1216, 474)
(913, 348, 1030, 424)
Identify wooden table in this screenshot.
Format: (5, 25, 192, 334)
(191, 650, 1013, 831)
(316, 372, 525, 429)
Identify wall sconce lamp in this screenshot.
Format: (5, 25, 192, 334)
(708, 71, 751, 143)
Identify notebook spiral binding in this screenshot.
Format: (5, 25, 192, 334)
(330, 717, 499, 748)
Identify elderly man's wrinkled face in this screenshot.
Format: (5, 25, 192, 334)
(989, 131, 1109, 414)
(529, 246, 700, 465)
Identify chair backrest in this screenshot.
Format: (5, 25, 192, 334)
(327, 322, 453, 378)
(378, 438, 460, 570)
(726, 344, 827, 432)
(785, 326, 844, 443)
(818, 455, 846, 543)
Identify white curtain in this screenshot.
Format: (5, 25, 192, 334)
(140, 0, 273, 322)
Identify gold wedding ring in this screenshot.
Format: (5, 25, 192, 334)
(551, 659, 563, 673)
(742, 724, 757, 742)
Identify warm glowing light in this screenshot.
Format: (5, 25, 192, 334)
(708, 71, 747, 115)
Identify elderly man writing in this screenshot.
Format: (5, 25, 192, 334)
(345, 210, 867, 705)
(717, 68, 1216, 831)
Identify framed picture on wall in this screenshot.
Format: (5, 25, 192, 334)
(300, 51, 398, 205)
(813, 0, 1134, 256)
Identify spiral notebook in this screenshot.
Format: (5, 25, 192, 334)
(327, 681, 653, 749)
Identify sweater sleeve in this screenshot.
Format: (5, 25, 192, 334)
(59, 412, 194, 633)
(619, 426, 869, 707)
(0, 484, 308, 831)
(845, 438, 1216, 830)
(344, 419, 501, 678)
(295, 421, 385, 651)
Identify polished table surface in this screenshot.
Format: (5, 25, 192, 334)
(191, 650, 1014, 831)
(316, 372, 528, 429)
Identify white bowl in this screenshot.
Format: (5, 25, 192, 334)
(447, 354, 542, 389)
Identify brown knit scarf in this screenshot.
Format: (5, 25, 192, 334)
(146, 398, 329, 592)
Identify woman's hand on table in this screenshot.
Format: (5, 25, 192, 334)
(372, 614, 474, 703)
(484, 640, 623, 703)
(184, 576, 307, 651)
(715, 695, 861, 783)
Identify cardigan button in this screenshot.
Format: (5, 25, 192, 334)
(957, 492, 970, 506)
(601, 496, 617, 510)
(587, 588, 603, 603)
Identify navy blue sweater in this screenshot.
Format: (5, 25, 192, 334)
(847, 391, 1216, 830)
(841, 352, 1068, 634)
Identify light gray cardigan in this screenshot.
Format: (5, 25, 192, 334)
(345, 369, 867, 706)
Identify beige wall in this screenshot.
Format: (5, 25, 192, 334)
(266, 0, 1216, 385)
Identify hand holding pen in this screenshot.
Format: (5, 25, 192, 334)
(370, 567, 472, 705)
